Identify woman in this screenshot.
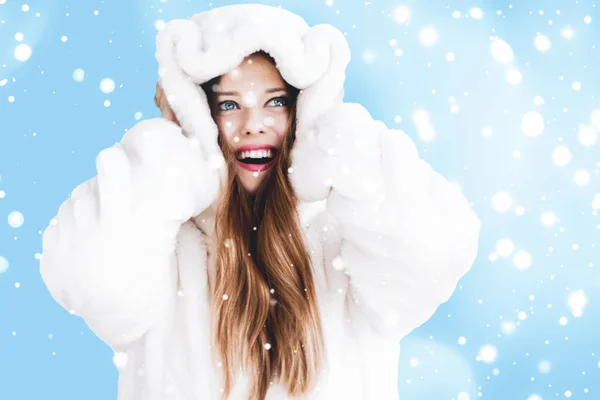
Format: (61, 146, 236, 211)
(40, 4, 481, 400)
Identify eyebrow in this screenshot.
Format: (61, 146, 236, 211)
(215, 87, 287, 96)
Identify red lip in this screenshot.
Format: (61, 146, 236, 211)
(235, 144, 278, 173)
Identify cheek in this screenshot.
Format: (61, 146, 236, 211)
(216, 116, 241, 144)
(267, 113, 290, 143)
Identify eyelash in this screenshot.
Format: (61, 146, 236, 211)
(217, 96, 288, 112)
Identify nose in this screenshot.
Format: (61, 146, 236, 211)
(242, 107, 266, 136)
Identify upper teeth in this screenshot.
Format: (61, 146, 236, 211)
(238, 149, 273, 160)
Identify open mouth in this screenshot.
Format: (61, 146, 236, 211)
(236, 148, 277, 165)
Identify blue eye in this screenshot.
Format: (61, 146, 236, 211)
(266, 96, 288, 107)
(218, 100, 239, 111)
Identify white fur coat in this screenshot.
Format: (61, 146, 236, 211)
(40, 4, 482, 400)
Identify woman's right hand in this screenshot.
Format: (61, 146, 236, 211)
(154, 82, 180, 126)
(94, 118, 220, 236)
(40, 99, 223, 348)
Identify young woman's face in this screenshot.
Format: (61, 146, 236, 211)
(212, 54, 292, 194)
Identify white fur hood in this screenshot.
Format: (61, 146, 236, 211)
(156, 3, 348, 164)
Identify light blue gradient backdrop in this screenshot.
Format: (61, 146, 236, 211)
(1, 0, 599, 399)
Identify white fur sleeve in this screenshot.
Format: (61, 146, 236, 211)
(292, 103, 482, 340)
(40, 118, 221, 349)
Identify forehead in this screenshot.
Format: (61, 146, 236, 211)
(218, 55, 286, 90)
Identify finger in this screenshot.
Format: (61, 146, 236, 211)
(95, 145, 133, 227)
(162, 107, 177, 124)
(172, 112, 180, 127)
(155, 83, 164, 108)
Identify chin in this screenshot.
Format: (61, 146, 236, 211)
(237, 169, 266, 195)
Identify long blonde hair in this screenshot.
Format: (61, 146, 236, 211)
(201, 51, 325, 400)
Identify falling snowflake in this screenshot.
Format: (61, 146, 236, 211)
(469, 7, 483, 19)
(477, 345, 498, 363)
(491, 192, 513, 213)
(534, 34, 551, 52)
(392, 5, 411, 25)
(14, 44, 32, 62)
(418, 27, 438, 46)
(521, 111, 544, 137)
(551, 146, 571, 166)
(8, 211, 24, 228)
(100, 78, 116, 94)
(513, 250, 532, 270)
(490, 38, 514, 64)
(578, 124, 597, 146)
(72, 68, 85, 82)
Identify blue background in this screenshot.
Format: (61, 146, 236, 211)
(1, 0, 599, 399)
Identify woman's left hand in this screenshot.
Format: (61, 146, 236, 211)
(290, 102, 385, 203)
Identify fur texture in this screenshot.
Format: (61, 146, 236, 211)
(40, 4, 482, 399)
